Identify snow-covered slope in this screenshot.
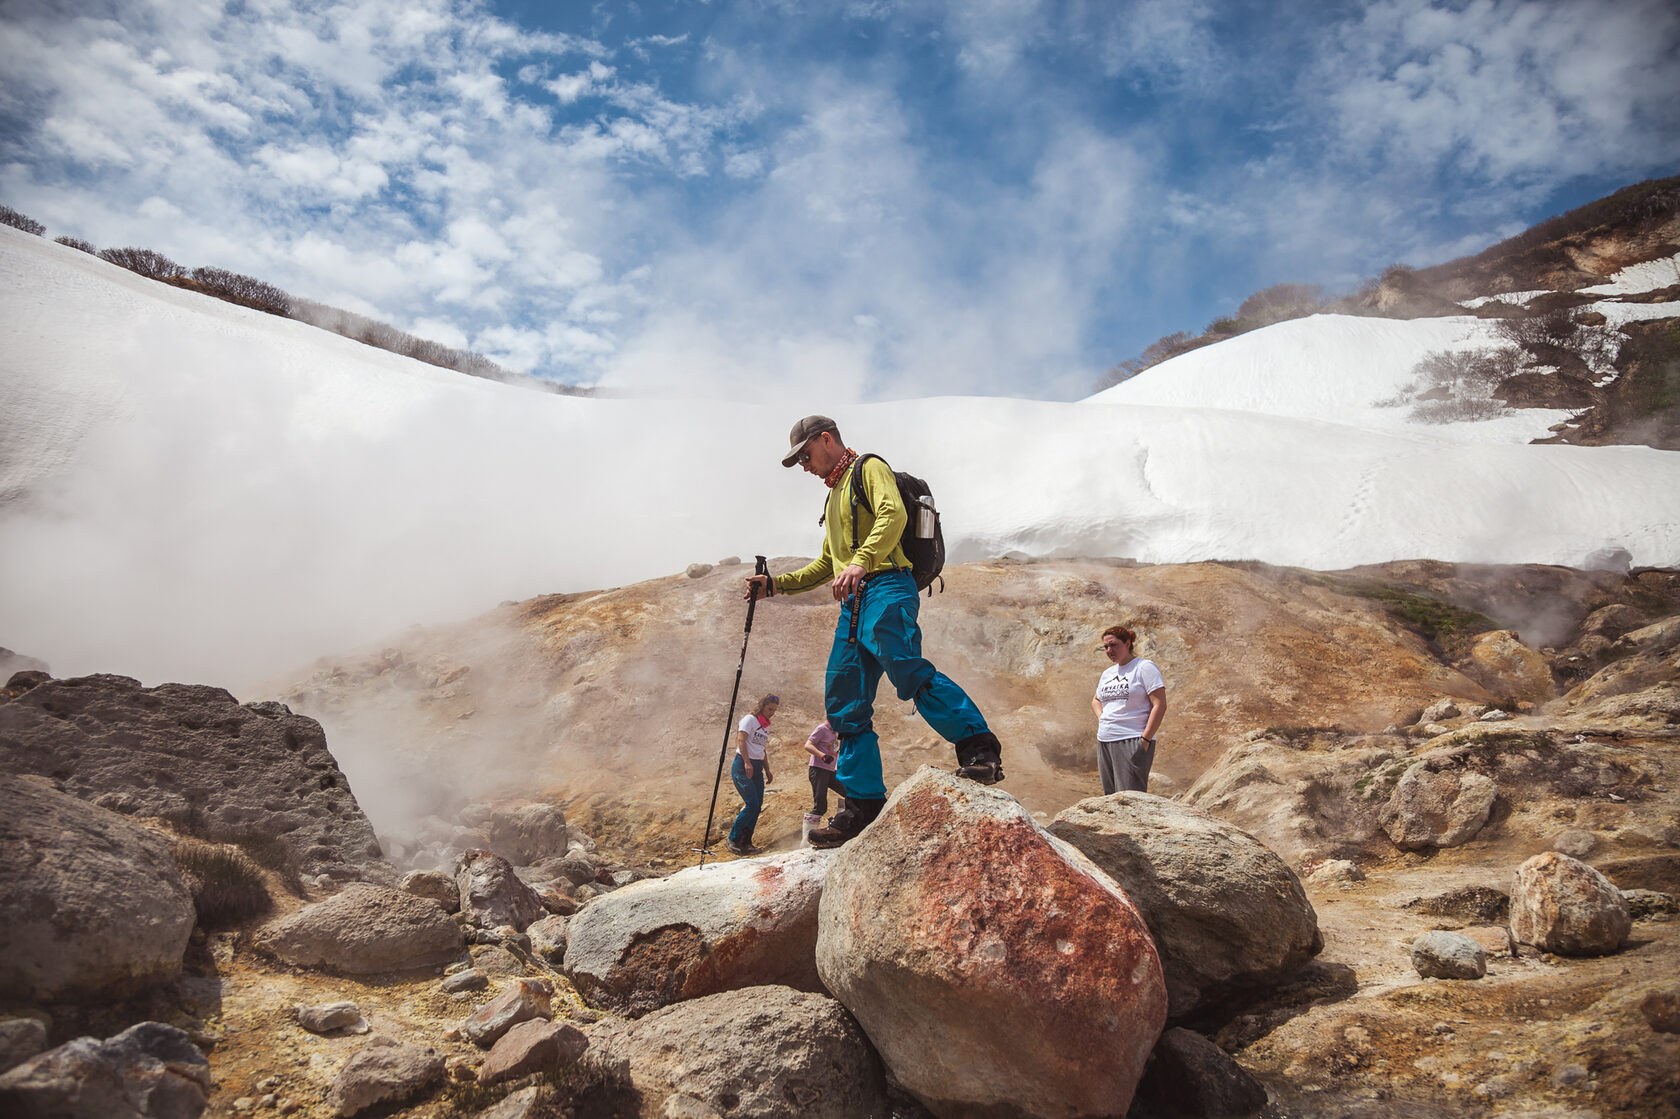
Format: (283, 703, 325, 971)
(1088, 313, 1571, 442)
(3, 226, 1677, 688)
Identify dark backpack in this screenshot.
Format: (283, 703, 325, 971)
(820, 453, 945, 595)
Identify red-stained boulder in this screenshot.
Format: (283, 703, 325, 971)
(563, 848, 832, 1017)
(1510, 851, 1631, 956)
(816, 767, 1167, 1119)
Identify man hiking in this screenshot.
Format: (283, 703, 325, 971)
(745, 415, 1004, 848)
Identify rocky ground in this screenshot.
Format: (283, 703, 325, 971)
(2, 557, 1677, 1118)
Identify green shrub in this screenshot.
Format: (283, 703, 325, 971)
(172, 837, 272, 928)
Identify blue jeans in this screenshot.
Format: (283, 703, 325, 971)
(728, 754, 765, 846)
(826, 570, 989, 799)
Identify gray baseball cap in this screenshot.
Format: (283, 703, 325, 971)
(781, 414, 839, 467)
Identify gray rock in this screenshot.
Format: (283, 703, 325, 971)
(553, 852, 599, 886)
(470, 945, 528, 976)
(1580, 603, 1645, 639)
(1551, 829, 1597, 858)
(326, 1034, 444, 1117)
(475, 1085, 541, 1118)
(1411, 931, 1487, 979)
(1511, 851, 1632, 956)
(463, 978, 553, 1048)
(256, 883, 464, 973)
(1379, 757, 1497, 850)
(398, 870, 459, 913)
(819, 768, 1166, 1119)
(528, 915, 568, 963)
(685, 563, 713, 578)
(0, 1018, 47, 1075)
(1049, 791, 1322, 1020)
(457, 850, 548, 932)
(1421, 698, 1461, 723)
(0, 1021, 210, 1119)
(1132, 1027, 1268, 1117)
(586, 986, 884, 1119)
(564, 848, 831, 1017)
(485, 803, 569, 866)
(296, 1002, 363, 1033)
(479, 1019, 588, 1085)
(0, 778, 195, 1001)
(441, 969, 489, 994)
(0, 674, 388, 882)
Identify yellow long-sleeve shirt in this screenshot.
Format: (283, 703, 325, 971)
(773, 455, 911, 595)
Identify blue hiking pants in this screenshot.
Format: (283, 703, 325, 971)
(728, 755, 764, 846)
(826, 570, 989, 799)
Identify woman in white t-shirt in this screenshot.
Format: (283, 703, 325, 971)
(1091, 625, 1167, 794)
(727, 694, 778, 855)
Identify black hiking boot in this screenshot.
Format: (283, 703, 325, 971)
(808, 797, 885, 849)
(954, 730, 1005, 785)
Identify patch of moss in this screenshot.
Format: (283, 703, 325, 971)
(1321, 577, 1497, 653)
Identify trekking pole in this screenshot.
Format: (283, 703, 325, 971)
(696, 555, 770, 867)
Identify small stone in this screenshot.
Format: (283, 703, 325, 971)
(234, 1098, 256, 1113)
(1550, 830, 1596, 858)
(685, 563, 713, 578)
(0, 1018, 49, 1075)
(296, 1002, 363, 1034)
(1641, 989, 1680, 1033)
(442, 969, 489, 994)
(1551, 1063, 1589, 1087)
(1411, 931, 1486, 980)
(1478, 708, 1511, 722)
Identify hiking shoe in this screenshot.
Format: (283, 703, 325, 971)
(955, 760, 1005, 785)
(725, 839, 761, 856)
(807, 825, 852, 849)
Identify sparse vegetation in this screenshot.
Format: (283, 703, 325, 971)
(187, 266, 291, 316)
(1, 204, 45, 235)
(1378, 346, 1523, 423)
(172, 836, 272, 928)
(54, 235, 97, 254)
(1098, 282, 1328, 389)
(1321, 578, 1497, 654)
(98, 246, 185, 281)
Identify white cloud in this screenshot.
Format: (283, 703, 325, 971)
(1316, 0, 1680, 183)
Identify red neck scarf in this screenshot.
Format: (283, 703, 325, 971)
(824, 447, 859, 488)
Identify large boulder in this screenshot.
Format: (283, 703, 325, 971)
(1378, 754, 1497, 850)
(484, 803, 569, 866)
(0, 674, 388, 882)
(462, 979, 554, 1048)
(326, 1035, 444, 1117)
(1131, 1027, 1268, 1118)
(817, 767, 1167, 1119)
(564, 848, 831, 1017)
(585, 986, 886, 1119)
(0, 778, 195, 1002)
(255, 883, 464, 973)
(1048, 793, 1321, 1021)
(479, 1019, 588, 1085)
(0, 1021, 211, 1119)
(457, 850, 547, 932)
(1510, 851, 1632, 956)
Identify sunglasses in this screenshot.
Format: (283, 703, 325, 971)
(797, 449, 813, 465)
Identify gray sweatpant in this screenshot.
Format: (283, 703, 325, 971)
(1097, 737, 1154, 795)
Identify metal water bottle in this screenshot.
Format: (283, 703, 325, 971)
(916, 495, 936, 539)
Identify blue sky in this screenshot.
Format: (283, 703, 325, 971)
(2, 0, 1676, 401)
